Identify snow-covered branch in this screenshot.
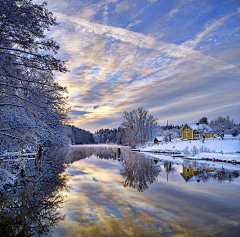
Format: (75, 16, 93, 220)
(0, 0, 70, 153)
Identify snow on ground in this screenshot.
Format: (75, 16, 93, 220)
(195, 152, 240, 161)
(140, 138, 240, 162)
(144, 152, 240, 171)
(143, 152, 184, 164)
(141, 139, 240, 154)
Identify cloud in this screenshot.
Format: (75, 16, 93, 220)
(79, 6, 97, 20)
(54, 12, 160, 50)
(126, 19, 142, 30)
(147, 0, 158, 3)
(114, 0, 134, 14)
(168, 8, 179, 17)
(183, 11, 239, 49)
(70, 110, 90, 116)
(42, 1, 240, 130)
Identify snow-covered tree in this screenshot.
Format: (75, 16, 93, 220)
(198, 117, 209, 125)
(210, 116, 234, 138)
(163, 129, 178, 142)
(66, 125, 94, 145)
(94, 128, 118, 144)
(0, 0, 70, 153)
(121, 107, 158, 148)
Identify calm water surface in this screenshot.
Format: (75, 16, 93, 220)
(51, 145, 240, 237)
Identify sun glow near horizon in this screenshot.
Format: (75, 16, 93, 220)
(34, 0, 240, 131)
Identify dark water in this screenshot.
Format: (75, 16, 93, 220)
(1, 145, 240, 236)
(0, 147, 69, 237)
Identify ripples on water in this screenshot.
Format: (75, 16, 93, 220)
(1, 145, 240, 236)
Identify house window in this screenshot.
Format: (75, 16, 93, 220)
(186, 132, 189, 137)
(187, 168, 190, 173)
(186, 126, 188, 129)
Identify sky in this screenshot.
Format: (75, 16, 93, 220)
(35, 0, 240, 132)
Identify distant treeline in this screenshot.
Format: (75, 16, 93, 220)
(159, 125, 182, 130)
(94, 128, 125, 144)
(67, 114, 240, 146)
(66, 125, 94, 145)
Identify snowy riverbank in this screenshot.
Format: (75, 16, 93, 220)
(140, 138, 240, 162)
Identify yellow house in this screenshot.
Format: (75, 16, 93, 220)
(181, 123, 214, 140)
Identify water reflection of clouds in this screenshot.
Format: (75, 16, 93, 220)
(54, 156, 179, 236)
(53, 146, 240, 236)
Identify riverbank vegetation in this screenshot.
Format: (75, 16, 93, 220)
(0, 0, 70, 154)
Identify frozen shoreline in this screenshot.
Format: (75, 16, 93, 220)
(139, 138, 240, 163)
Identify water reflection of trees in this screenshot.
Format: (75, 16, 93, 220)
(120, 153, 161, 192)
(181, 161, 240, 183)
(68, 146, 162, 192)
(65, 146, 240, 187)
(68, 146, 94, 163)
(67, 145, 125, 163)
(163, 161, 177, 182)
(0, 147, 69, 237)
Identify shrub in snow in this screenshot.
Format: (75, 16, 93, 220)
(199, 146, 211, 153)
(191, 145, 199, 156)
(204, 147, 210, 152)
(183, 146, 190, 156)
(231, 128, 239, 137)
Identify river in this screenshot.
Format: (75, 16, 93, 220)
(1, 145, 240, 236)
(52, 145, 240, 237)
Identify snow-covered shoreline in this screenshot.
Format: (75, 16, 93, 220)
(140, 138, 240, 163)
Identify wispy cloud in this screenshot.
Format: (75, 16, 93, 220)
(38, 0, 240, 131)
(126, 19, 142, 30)
(114, 0, 136, 14)
(147, 0, 158, 3)
(183, 10, 240, 49)
(168, 8, 179, 17)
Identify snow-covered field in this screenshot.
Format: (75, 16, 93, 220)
(141, 138, 240, 162)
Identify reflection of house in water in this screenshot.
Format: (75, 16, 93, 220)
(180, 164, 240, 182)
(181, 165, 214, 182)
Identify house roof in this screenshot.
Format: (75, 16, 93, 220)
(154, 136, 164, 141)
(181, 123, 213, 132)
